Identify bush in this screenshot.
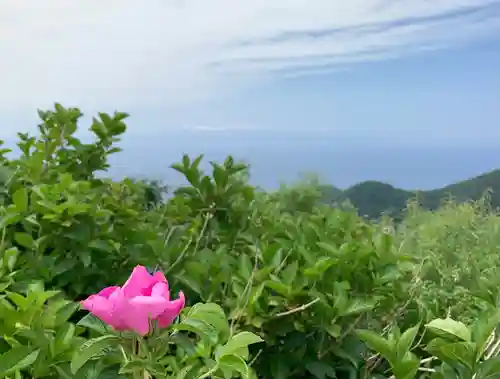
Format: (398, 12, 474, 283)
(0, 105, 161, 299)
(0, 262, 261, 378)
(2, 104, 500, 379)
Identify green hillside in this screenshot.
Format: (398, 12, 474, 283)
(321, 169, 500, 219)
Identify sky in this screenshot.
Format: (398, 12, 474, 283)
(1, 0, 500, 189)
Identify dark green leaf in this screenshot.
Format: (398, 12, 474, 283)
(14, 232, 34, 249)
(215, 331, 263, 359)
(476, 355, 500, 379)
(217, 354, 250, 379)
(306, 362, 336, 379)
(77, 314, 110, 335)
(426, 318, 471, 342)
(396, 325, 420, 360)
(12, 188, 28, 213)
(70, 335, 118, 374)
(357, 329, 393, 361)
(0, 347, 40, 376)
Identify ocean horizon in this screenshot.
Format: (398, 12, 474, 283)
(107, 144, 500, 191)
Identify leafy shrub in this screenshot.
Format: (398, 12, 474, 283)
(0, 246, 82, 378)
(358, 310, 500, 379)
(152, 155, 419, 379)
(0, 249, 261, 379)
(74, 303, 262, 379)
(3, 103, 500, 379)
(0, 105, 162, 299)
(0, 284, 82, 378)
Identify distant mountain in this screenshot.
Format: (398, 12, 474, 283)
(320, 169, 500, 219)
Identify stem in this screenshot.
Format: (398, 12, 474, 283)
(229, 240, 259, 338)
(273, 297, 320, 318)
(166, 213, 209, 275)
(197, 364, 219, 379)
(130, 335, 145, 379)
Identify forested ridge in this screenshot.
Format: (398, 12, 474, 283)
(319, 169, 500, 219)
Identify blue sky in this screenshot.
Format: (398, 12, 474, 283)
(1, 1, 500, 189)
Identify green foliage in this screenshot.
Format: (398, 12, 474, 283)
(357, 325, 421, 379)
(0, 104, 162, 298)
(360, 311, 500, 379)
(3, 103, 500, 379)
(159, 158, 417, 378)
(0, 283, 84, 378)
(70, 303, 262, 379)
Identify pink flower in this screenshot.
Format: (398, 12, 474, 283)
(81, 265, 185, 336)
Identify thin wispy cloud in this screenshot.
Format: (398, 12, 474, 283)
(181, 124, 438, 134)
(181, 125, 258, 132)
(181, 125, 335, 132)
(1, 0, 499, 114)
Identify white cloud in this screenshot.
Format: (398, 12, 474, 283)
(181, 124, 337, 132)
(0, 0, 499, 114)
(182, 124, 259, 132)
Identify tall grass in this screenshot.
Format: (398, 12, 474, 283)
(394, 198, 500, 324)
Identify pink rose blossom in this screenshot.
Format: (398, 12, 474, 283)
(81, 265, 185, 335)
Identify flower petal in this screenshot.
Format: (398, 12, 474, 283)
(81, 295, 116, 326)
(157, 291, 185, 328)
(150, 282, 170, 300)
(153, 271, 167, 283)
(81, 267, 176, 335)
(123, 296, 170, 335)
(98, 286, 120, 299)
(121, 265, 156, 298)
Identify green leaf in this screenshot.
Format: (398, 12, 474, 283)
(392, 356, 420, 379)
(340, 299, 377, 317)
(53, 323, 76, 355)
(425, 339, 476, 370)
(0, 346, 40, 376)
(114, 111, 129, 121)
(77, 313, 110, 335)
(472, 310, 500, 359)
(265, 280, 291, 297)
(270, 359, 290, 379)
(70, 335, 118, 374)
(54, 301, 80, 325)
(119, 360, 150, 375)
(168, 333, 197, 357)
(0, 212, 22, 229)
(14, 232, 34, 249)
(3, 247, 19, 272)
(238, 254, 253, 280)
(316, 242, 338, 255)
(90, 118, 108, 140)
(304, 256, 336, 278)
(357, 329, 393, 361)
(12, 188, 28, 213)
(217, 354, 250, 379)
(431, 362, 460, 379)
(182, 155, 191, 169)
(306, 362, 336, 379)
(281, 261, 298, 285)
(396, 325, 420, 360)
(53, 364, 73, 379)
(6, 292, 28, 310)
(186, 303, 230, 343)
(88, 240, 113, 252)
(215, 331, 263, 359)
(174, 364, 197, 379)
(174, 318, 219, 344)
(476, 355, 500, 379)
(426, 318, 471, 342)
